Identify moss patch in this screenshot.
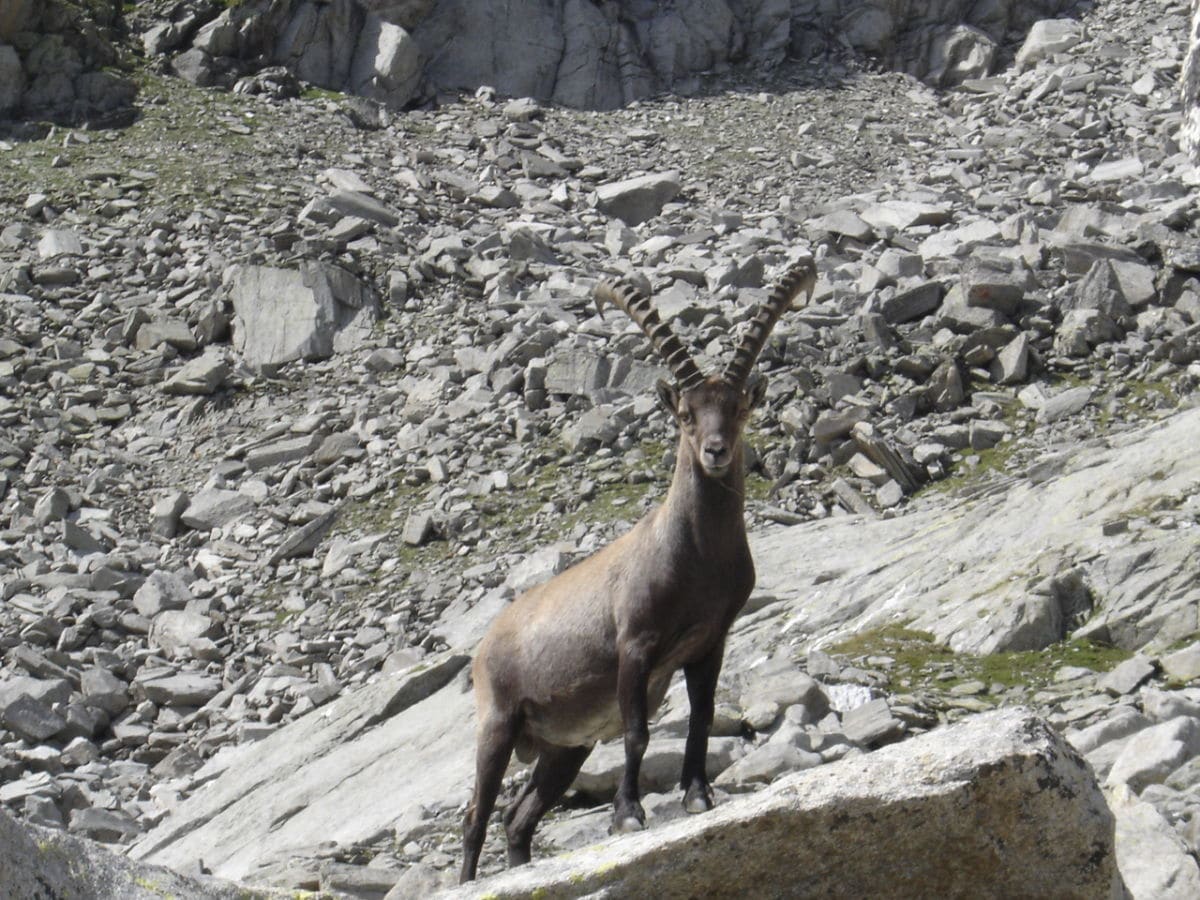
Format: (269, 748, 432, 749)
(829, 627, 1133, 696)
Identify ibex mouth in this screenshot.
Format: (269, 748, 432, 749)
(702, 461, 732, 478)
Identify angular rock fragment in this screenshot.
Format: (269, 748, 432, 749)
(881, 281, 942, 325)
(180, 489, 256, 531)
(2, 694, 66, 742)
(1015, 19, 1083, 71)
(594, 172, 682, 226)
(267, 508, 339, 564)
(229, 263, 379, 373)
(961, 256, 1027, 315)
(162, 351, 229, 396)
(137, 671, 222, 707)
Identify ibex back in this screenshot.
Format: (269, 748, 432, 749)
(460, 258, 817, 882)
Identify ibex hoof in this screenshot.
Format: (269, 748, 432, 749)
(684, 792, 714, 814)
(612, 815, 646, 834)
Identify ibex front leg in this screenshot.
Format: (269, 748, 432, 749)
(680, 644, 723, 813)
(613, 644, 652, 833)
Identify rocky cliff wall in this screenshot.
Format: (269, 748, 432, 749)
(0, 0, 137, 124)
(150, 0, 1081, 109)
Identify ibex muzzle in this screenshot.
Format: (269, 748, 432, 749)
(460, 258, 817, 882)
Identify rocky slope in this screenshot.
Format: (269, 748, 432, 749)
(1, 0, 1200, 896)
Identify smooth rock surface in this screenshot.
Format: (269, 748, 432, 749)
(446, 710, 1122, 899)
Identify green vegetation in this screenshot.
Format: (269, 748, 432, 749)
(300, 86, 345, 103)
(919, 439, 1022, 498)
(132, 876, 176, 899)
(0, 72, 267, 216)
(829, 626, 1133, 697)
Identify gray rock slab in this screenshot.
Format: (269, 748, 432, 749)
(1038, 385, 1093, 423)
(136, 317, 197, 352)
(594, 171, 681, 226)
(133, 570, 194, 617)
(163, 350, 229, 395)
(33, 487, 70, 524)
(1015, 18, 1083, 70)
(150, 610, 218, 656)
(137, 671, 223, 707)
(574, 737, 741, 799)
(713, 740, 822, 789)
(808, 209, 874, 242)
(881, 281, 943, 325)
(131, 653, 471, 879)
(961, 256, 1026, 315)
(1099, 655, 1157, 696)
(0, 676, 72, 709)
(1162, 643, 1200, 682)
(1067, 706, 1152, 756)
(80, 668, 130, 716)
(326, 189, 401, 226)
(2, 693, 66, 741)
(268, 508, 339, 564)
(229, 262, 379, 373)
(745, 407, 1200, 655)
(737, 660, 829, 722)
(1110, 783, 1200, 900)
(545, 353, 610, 397)
(841, 697, 905, 747)
(445, 710, 1122, 899)
(0, 806, 274, 900)
(1106, 717, 1200, 792)
(37, 228, 83, 258)
(180, 488, 256, 531)
(244, 433, 322, 471)
(859, 201, 949, 232)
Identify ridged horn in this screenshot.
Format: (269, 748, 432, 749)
(722, 258, 817, 387)
(594, 279, 706, 391)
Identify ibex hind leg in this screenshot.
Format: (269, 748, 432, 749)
(503, 743, 593, 867)
(681, 645, 724, 814)
(460, 713, 519, 883)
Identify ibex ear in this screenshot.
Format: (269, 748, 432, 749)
(655, 378, 680, 416)
(746, 375, 768, 410)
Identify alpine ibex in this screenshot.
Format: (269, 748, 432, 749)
(460, 258, 817, 882)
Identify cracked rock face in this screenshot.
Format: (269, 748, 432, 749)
(137, 0, 1078, 110)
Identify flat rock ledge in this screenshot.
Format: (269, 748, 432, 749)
(445, 709, 1123, 900)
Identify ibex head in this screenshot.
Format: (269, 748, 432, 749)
(595, 258, 817, 478)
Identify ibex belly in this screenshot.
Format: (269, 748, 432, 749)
(520, 623, 713, 749)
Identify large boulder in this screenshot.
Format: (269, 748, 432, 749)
(446, 709, 1123, 899)
(0, 805, 274, 900)
(228, 262, 380, 374)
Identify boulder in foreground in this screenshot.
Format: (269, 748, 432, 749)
(447, 709, 1123, 899)
(0, 805, 274, 900)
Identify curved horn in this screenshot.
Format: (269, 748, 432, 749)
(722, 258, 817, 387)
(594, 279, 706, 391)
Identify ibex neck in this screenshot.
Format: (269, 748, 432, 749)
(662, 441, 748, 547)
